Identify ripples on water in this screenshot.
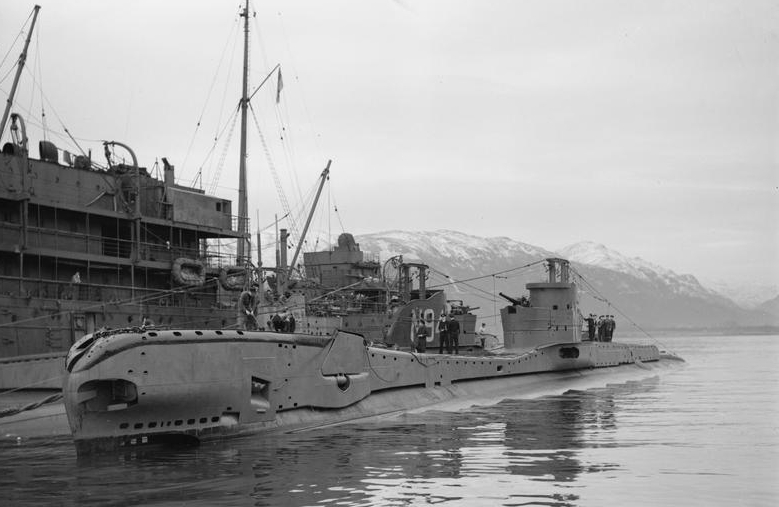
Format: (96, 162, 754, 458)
(2, 335, 777, 506)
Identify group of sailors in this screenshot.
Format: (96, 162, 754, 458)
(236, 284, 295, 332)
(584, 314, 616, 342)
(269, 311, 296, 333)
(411, 313, 462, 354)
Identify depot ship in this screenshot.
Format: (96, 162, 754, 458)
(0, 5, 476, 390)
(0, 130, 473, 388)
(0, 6, 256, 390)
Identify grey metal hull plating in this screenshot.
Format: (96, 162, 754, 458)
(64, 329, 669, 454)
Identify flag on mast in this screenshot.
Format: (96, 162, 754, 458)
(276, 69, 283, 103)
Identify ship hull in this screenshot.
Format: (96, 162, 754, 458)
(0, 294, 239, 389)
(63, 328, 676, 454)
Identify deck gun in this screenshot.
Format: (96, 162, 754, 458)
(499, 292, 523, 305)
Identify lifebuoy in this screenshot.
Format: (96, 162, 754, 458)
(171, 258, 205, 287)
(218, 266, 247, 291)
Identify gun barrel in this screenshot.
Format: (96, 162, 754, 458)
(499, 292, 522, 305)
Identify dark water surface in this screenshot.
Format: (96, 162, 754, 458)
(2, 335, 777, 506)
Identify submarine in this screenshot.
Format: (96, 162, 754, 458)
(62, 258, 683, 454)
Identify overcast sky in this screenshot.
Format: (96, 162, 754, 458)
(2, 0, 777, 287)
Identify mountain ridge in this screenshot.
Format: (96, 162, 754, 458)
(350, 230, 778, 330)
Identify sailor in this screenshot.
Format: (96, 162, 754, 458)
(68, 271, 82, 300)
(447, 314, 460, 355)
(437, 312, 449, 354)
(382, 323, 391, 343)
(415, 319, 428, 353)
(409, 320, 417, 353)
(272, 312, 283, 332)
(605, 315, 615, 341)
(478, 322, 487, 348)
(597, 316, 606, 341)
(287, 312, 296, 333)
(237, 285, 258, 330)
(585, 314, 596, 341)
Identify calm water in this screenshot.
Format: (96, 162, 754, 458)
(1, 335, 777, 506)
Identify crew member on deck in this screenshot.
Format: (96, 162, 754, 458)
(597, 315, 606, 341)
(478, 322, 487, 348)
(448, 314, 460, 354)
(68, 271, 82, 300)
(237, 285, 258, 330)
(438, 312, 449, 354)
(272, 312, 283, 332)
(287, 312, 296, 333)
(585, 314, 596, 341)
(415, 319, 428, 353)
(605, 315, 615, 342)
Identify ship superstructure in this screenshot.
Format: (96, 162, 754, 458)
(257, 231, 477, 348)
(0, 135, 248, 353)
(500, 257, 582, 351)
(0, 4, 478, 390)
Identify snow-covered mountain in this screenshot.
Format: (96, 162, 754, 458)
(357, 229, 551, 274)
(351, 231, 778, 331)
(557, 241, 723, 300)
(558, 241, 678, 282)
(757, 295, 779, 318)
(697, 279, 779, 309)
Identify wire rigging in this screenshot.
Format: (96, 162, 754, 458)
(569, 265, 674, 352)
(206, 103, 241, 195)
(0, 9, 35, 87)
(275, 9, 324, 161)
(249, 101, 301, 243)
(193, 15, 242, 190)
(181, 18, 239, 182)
(11, 63, 90, 159)
(34, 26, 47, 141)
(426, 259, 546, 290)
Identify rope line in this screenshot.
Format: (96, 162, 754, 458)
(181, 17, 239, 180)
(570, 266, 675, 353)
(0, 392, 63, 418)
(0, 278, 222, 329)
(0, 376, 64, 397)
(249, 102, 301, 243)
(426, 259, 545, 289)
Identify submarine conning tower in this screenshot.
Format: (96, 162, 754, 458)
(500, 258, 582, 352)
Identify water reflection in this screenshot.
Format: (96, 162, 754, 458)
(238, 382, 631, 506)
(2, 378, 660, 507)
(6, 336, 778, 506)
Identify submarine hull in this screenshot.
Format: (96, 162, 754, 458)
(63, 328, 671, 454)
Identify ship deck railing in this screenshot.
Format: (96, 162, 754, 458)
(1, 222, 240, 266)
(0, 275, 229, 309)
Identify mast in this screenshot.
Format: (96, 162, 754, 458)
(237, 0, 250, 263)
(0, 5, 41, 140)
(256, 209, 262, 270)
